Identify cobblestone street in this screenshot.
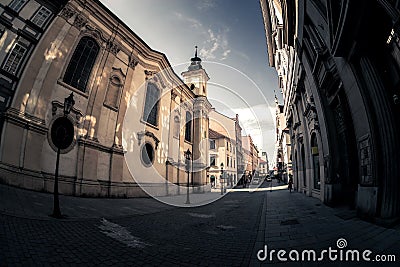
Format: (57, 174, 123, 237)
(1, 181, 399, 266)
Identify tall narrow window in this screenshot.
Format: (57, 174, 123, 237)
(173, 116, 180, 138)
(210, 155, 216, 166)
(301, 145, 306, 187)
(143, 83, 160, 126)
(210, 139, 215, 149)
(3, 42, 27, 75)
(311, 134, 321, 190)
(64, 37, 99, 92)
(9, 0, 27, 12)
(31, 6, 52, 27)
(185, 111, 192, 142)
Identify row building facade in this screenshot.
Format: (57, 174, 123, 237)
(261, 0, 400, 221)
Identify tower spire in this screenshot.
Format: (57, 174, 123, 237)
(189, 45, 202, 70)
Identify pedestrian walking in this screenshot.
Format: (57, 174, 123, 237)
(288, 177, 293, 193)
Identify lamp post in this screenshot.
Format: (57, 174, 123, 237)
(184, 149, 192, 204)
(51, 93, 75, 218)
(220, 162, 224, 195)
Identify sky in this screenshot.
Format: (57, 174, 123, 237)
(99, 0, 280, 161)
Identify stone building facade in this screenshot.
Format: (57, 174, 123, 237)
(208, 128, 236, 189)
(0, 0, 212, 197)
(273, 96, 291, 183)
(209, 109, 244, 186)
(242, 135, 259, 176)
(261, 0, 400, 221)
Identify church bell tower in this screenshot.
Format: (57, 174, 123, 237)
(182, 47, 212, 189)
(182, 46, 210, 97)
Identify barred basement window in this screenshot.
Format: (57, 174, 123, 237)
(64, 37, 99, 92)
(2, 42, 27, 75)
(8, 0, 27, 12)
(143, 83, 160, 126)
(31, 6, 52, 27)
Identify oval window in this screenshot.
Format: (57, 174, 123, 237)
(141, 143, 154, 167)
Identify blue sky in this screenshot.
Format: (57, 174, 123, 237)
(100, 0, 279, 160)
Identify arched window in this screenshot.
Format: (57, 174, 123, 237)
(301, 144, 306, 187)
(64, 37, 100, 92)
(311, 134, 320, 189)
(143, 83, 160, 126)
(185, 111, 192, 142)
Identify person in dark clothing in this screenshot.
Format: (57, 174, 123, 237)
(288, 177, 293, 193)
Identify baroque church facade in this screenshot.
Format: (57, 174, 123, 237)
(261, 0, 400, 222)
(0, 0, 212, 197)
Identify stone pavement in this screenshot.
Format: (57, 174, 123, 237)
(0, 181, 399, 266)
(0, 184, 173, 219)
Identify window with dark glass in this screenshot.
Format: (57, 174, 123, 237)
(141, 143, 154, 167)
(185, 111, 192, 142)
(64, 37, 100, 92)
(210, 139, 215, 149)
(9, 0, 27, 12)
(143, 82, 160, 126)
(31, 6, 52, 27)
(3, 42, 27, 75)
(210, 155, 216, 166)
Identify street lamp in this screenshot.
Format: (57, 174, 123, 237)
(184, 149, 192, 204)
(220, 162, 224, 195)
(51, 93, 75, 218)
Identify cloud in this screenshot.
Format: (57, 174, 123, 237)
(228, 104, 275, 153)
(196, 0, 215, 11)
(174, 12, 203, 29)
(199, 28, 231, 61)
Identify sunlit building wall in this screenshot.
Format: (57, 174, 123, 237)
(0, 0, 212, 197)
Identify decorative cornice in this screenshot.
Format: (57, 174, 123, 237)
(137, 130, 160, 150)
(144, 70, 157, 80)
(106, 41, 120, 55)
(77, 138, 124, 155)
(171, 90, 178, 101)
(83, 25, 108, 44)
(2, 108, 47, 135)
(73, 14, 88, 29)
(128, 56, 139, 70)
(59, 4, 75, 21)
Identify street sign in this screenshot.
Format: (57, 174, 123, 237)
(51, 117, 74, 150)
